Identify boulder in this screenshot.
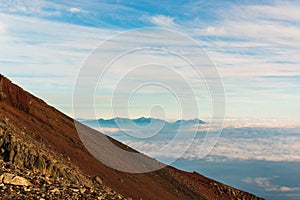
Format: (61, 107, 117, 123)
(93, 176, 103, 185)
(1, 173, 31, 186)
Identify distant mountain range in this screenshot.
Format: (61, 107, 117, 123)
(79, 117, 206, 128)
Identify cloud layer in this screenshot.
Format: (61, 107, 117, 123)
(84, 119, 300, 163)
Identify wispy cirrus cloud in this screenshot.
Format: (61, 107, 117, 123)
(227, 3, 300, 23)
(0, 12, 118, 116)
(0, 0, 61, 16)
(1, 0, 300, 120)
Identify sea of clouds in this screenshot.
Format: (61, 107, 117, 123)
(82, 118, 300, 163)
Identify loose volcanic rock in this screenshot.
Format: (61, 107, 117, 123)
(1, 173, 31, 186)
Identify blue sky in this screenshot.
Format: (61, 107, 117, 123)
(1, 0, 300, 123)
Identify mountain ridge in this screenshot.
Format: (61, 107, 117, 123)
(80, 117, 206, 129)
(80, 117, 205, 124)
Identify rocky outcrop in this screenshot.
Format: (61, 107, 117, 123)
(0, 121, 88, 186)
(0, 160, 126, 200)
(0, 121, 127, 199)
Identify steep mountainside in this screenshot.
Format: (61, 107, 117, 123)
(0, 74, 263, 200)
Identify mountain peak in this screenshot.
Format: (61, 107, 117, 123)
(174, 118, 205, 125)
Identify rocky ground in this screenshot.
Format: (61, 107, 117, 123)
(0, 159, 127, 200)
(0, 119, 127, 200)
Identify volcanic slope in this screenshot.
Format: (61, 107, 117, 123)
(0, 74, 263, 200)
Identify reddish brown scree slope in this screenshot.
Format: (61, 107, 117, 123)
(0, 74, 263, 200)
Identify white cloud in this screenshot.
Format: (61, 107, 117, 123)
(95, 127, 120, 133)
(279, 186, 300, 192)
(68, 7, 81, 13)
(150, 15, 177, 28)
(243, 177, 300, 192)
